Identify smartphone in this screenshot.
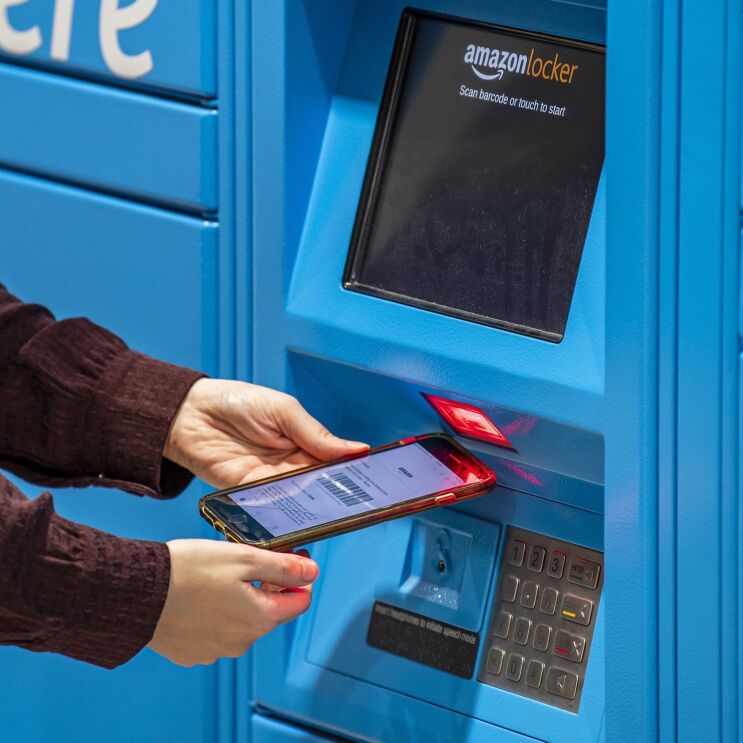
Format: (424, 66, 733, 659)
(199, 433, 496, 550)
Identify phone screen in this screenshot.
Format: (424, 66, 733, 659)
(227, 441, 467, 538)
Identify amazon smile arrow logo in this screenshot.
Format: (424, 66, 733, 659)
(471, 66, 504, 80)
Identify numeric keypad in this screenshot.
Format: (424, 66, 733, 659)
(478, 527, 603, 712)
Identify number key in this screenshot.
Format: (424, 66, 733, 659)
(547, 550, 566, 579)
(540, 587, 559, 616)
(494, 611, 513, 639)
(506, 653, 525, 682)
(513, 617, 532, 646)
(500, 575, 519, 603)
(486, 647, 505, 675)
(533, 623, 552, 652)
(527, 545, 546, 573)
(526, 660, 545, 688)
(508, 540, 526, 567)
(520, 581, 538, 609)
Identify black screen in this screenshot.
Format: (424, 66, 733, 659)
(344, 12, 605, 341)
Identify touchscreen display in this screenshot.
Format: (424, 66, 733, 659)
(228, 442, 464, 538)
(344, 12, 605, 341)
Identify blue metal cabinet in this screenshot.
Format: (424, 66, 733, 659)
(0, 0, 217, 99)
(0, 63, 218, 214)
(0, 169, 220, 743)
(0, 168, 218, 366)
(247, 1, 607, 741)
(243, 0, 741, 741)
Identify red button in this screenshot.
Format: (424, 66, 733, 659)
(434, 493, 457, 505)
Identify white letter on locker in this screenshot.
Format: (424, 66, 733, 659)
(99, 0, 157, 79)
(50, 0, 75, 61)
(0, 0, 41, 55)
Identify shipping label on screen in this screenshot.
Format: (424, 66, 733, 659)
(344, 12, 605, 341)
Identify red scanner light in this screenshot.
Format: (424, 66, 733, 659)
(424, 393, 514, 450)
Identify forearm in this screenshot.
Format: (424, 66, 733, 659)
(0, 475, 170, 668)
(0, 284, 203, 496)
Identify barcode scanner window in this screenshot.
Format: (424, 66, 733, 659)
(228, 442, 465, 538)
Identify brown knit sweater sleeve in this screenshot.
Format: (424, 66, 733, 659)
(0, 283, 204, 667)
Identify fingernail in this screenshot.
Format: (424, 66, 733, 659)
(302, 560, 319, 582)
(344, 440, 369, 449)
(296, 549, 311, 559)
(279, 586, 306, 594)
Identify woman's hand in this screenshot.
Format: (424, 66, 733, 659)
(148, 540, 318, 666)
(164, 379, 368, 489)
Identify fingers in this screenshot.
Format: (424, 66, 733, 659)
(259, 550, 312, 592)
(242, 547, 319, 588)
(279, 397, 369, 461)
(259, 584, 313, 625)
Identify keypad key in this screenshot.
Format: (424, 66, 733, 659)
(520, 581, 538, 609)
(547, 551, 566, 579)
(568, 557, 600, 589)
(507, 540, 526, 567)
(546, 667, 579, 700)
(527, 545, 546, 573)
(526, 660, 545, 688)
(540, 587, 559, 616)
(561, 594, 593, 626)
(553, 630, 585, 663)
(506, 653, 525, 682)
(500, 575, 520, 603)
(493, 611, 513, 639)
(513, 617, 532, 646)
(486, 647, 505, 675)
(533, 623, 552, 652)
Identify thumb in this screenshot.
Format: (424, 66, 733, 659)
(280, 400, 369, 461)
(244, 548, 320, 587)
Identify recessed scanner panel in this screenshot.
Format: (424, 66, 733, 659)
(344, 11, 605, 341)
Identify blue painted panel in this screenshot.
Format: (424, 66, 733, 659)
(0, 169, 218, 366)
(252, 716, 336, 743)
(288, 353, 604, 514)
(0, 169, 219, 743)
(603, 2, 662, 741)
(0, 0, 216, 98)
(252, 713, 534, 742)
(675, 2, 740, 741)
(0, 63, 218, 213)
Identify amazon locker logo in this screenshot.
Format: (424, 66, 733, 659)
(0, 0, 158, 80)
(464, 43, 580, 85)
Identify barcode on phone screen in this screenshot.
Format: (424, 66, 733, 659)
(317, 472, 374, 507)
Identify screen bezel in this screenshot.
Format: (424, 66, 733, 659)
(342, 9, 606, 342)
(199, 433, 495, 549)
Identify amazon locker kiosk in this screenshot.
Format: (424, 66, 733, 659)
(250, 6, 608, 742)
(249, 1, 740, 741)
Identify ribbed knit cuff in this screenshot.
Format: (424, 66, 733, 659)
(81, 351, 205, 498)
(22, 497, 171, 669)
